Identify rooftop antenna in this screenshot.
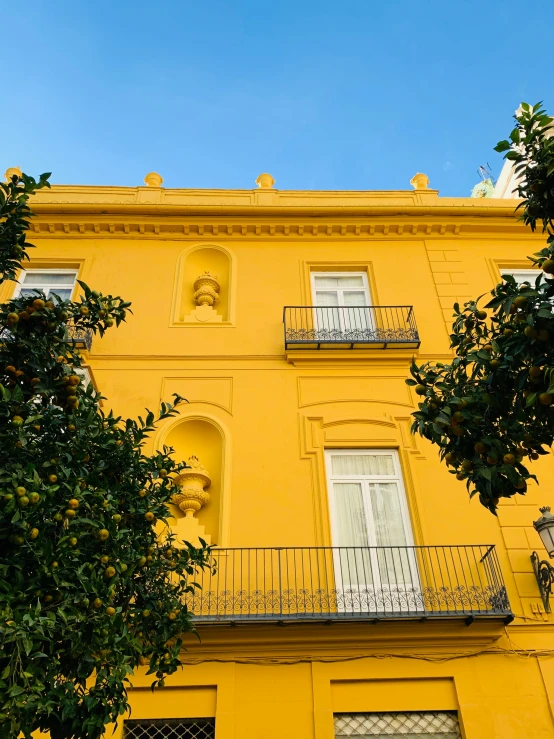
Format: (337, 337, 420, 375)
(477, 163, 496, 186)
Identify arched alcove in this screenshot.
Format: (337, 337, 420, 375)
(172, 244, 234, 324)
(164, 418, 223, 544)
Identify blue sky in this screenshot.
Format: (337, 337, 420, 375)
(2, 0, 553, 195)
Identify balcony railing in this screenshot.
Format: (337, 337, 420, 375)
(283, 306, 420, 350)
(188, 545, 512, 623)
(66, 323, 93, 351)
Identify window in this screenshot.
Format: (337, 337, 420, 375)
(500, 268, 541, 288)
(311, 272, 372, 307)
(311, 272, 373, 336)
(334, 712, 461, 738)
(14, 269, 77, 302)
(74, 366, 92, 390)
(325, 450, 419, 612)
(124, 718, 215, 739)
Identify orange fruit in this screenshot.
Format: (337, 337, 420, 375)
(106, 607, 116, 616)
(145, 512, 155, 522)
(93, 598, 103, 609)
(33, 299, 45, 310)
(539, 393, 553, 406)
(98, 529, 110, 541)
(474, 442, 486, 454)
(68, 498, 79, 509)
(104, 566, 116, 579)
(503, 454, 516, 465)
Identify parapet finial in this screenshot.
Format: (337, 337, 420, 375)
(144, 172, 164, 187)
(410, 172, 430, 190)
(4, 167, 22, 182)
(255, 173, 275, 189)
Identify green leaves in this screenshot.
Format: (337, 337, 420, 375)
(0, 176, 211, 739)
(407, 103, 554, 514)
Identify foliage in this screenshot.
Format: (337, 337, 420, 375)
(408, 103, 554, 513)
(0, 174, 211, 738)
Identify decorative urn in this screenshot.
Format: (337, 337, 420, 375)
(172, 455, 211, 518)
(193, 272, 220, 307)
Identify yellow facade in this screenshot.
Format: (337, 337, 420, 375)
(13, 174, 554, 737)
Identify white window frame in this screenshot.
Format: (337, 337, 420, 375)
(500, 268, 541, 287)
(310, 271, 372, 305)
(324, 448, 420, 612)
(310, 272, 373, 336)
(75, 366, 92, 390)
(13, 268, 78, 300)
(325, 449, 415, 550)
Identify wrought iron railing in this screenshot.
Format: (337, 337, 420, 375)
(187, 545, 511, 623)
(66, 323, 93, 350)
(283, 306, 420, 349)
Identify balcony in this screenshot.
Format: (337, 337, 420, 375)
(189, 545, 512, 624)
(66, 323, 93, 351)
(283, 306, 420, 350)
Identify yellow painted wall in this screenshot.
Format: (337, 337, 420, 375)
(18, 181, 554, 737)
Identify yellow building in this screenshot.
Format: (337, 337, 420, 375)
(9, 169, 554, 738)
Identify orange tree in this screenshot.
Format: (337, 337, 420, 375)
(0, 174, 211, 738)
(408, 103, 554, 514)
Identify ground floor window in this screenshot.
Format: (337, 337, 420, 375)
(123, 718, 216, 739)
(334, 712, 461, 738)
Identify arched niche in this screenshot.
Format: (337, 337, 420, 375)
(164, 417, 223, 544)
(172, 244, 234, 324)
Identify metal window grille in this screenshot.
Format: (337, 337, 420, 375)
(124, 718, 215, 739)
(334, 712, 461, 738)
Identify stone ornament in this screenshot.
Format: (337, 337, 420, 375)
(255, 173, 275, 189)
(173, 454, 211, 517)
(143, 172, 164, 187)
(4, 167, 22, 182)
(193, 271, 220, 307)
(410, 172, 430, 190)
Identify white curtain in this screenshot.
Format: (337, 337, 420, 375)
(314, 275, 365, 288)
(333, 482, 373, 587)
(22, 272, 76, 286)
(331, 454, 395, 477)
(369, 482, 413, 585)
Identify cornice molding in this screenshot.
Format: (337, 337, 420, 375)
(29, 217, 535, 240)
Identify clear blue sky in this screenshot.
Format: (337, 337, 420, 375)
(2, 0, 553, 195)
